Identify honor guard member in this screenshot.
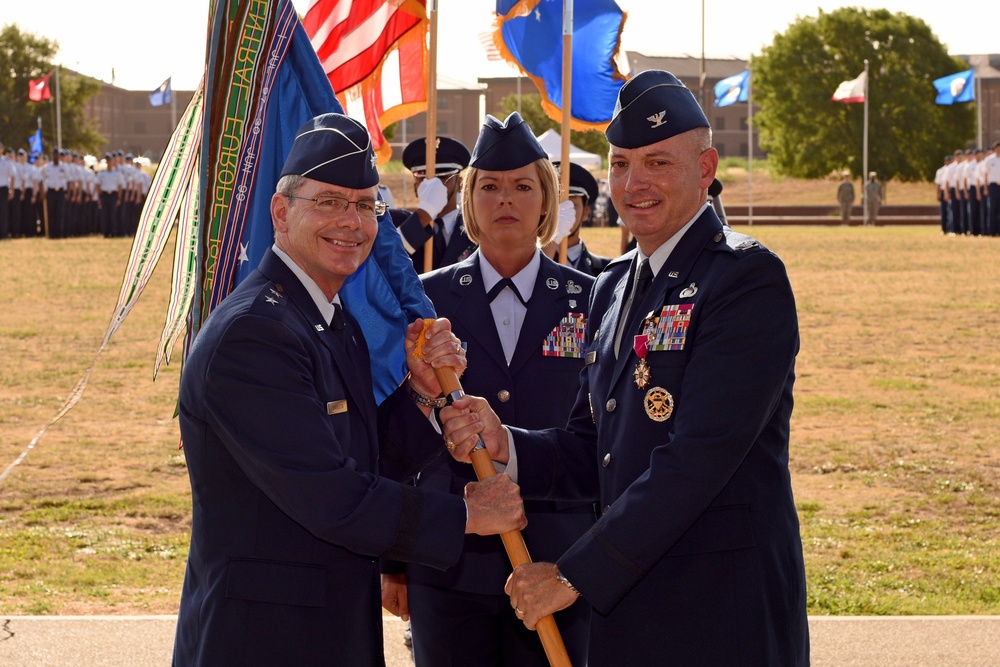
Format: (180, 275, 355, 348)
(7, 147, 23, 238)
(964, 149, 981, 235)
(135, 157, 152, 220)
(0, 143, 14, 239)
(935, 154, 952, 234)
(172, 112, 526, 666)
(863, 171, 882, 226)
(441, 70, 810, 666)
(126, 154, 143, 235)
(16, 149, 33, 237)
(950, 150, 968, 234)
(975, 148, 988, 235)
(986, 141, 1000, 237)
(42, 149, 69, 238)
(553, 160, 611, 276)
(837, 171, 855, 226)
(96, 153, 121, 237)
(67, 152, 82, 235)
(383, 112, 596, 667)
(392, 136, 476, 271)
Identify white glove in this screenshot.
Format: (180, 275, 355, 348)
(552, 200, 576, 244)
(417, 177, 449, 219)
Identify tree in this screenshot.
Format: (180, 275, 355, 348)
(0, 24, 103, 155)
(499, 93, 608, 166)
(752, 8, 974, 181)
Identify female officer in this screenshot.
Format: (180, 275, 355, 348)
(382, 112, 594, 667)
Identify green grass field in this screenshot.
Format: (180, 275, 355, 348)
(1, 225, 998, 615)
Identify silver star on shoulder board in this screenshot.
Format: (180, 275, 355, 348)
(265, 296, 278, 305)
(370, 152, 377, 168)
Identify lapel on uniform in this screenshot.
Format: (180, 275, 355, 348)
(256, 250, 377, 437)
(447, 252, 508, 369)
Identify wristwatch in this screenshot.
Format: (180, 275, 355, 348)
(556, 570, 580, 597)
(404, 374, 449, 408)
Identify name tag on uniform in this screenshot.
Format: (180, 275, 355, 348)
(327, 400, 348, 415)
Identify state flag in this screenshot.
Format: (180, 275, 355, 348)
(832, 71, 866, 104)
(28, 71, 53, 102)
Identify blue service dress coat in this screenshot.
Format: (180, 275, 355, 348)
(173, 248, 467, 667)
(382, 251, 596, 666)
(511, 207, 810, 666)
(570, 240, 611, 277)
(391, 207, 477, 271)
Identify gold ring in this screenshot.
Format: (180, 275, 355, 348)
(445, 437, 456, 451)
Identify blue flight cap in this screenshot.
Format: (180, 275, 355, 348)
(554, 161, 599, 203)
(606, 70, 710, 148)
(280, 113, 379, 189)
(469, 112, 548, 171)
(402, 136, 471, 177)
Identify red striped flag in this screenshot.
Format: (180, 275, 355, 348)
(303, 0, 429, 163)
(479, 31, 502, 61)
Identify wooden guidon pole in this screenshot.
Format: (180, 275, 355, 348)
(423, 1, 439, 274)
(557, 0, 573, 266)
(429, 359, 572, 667)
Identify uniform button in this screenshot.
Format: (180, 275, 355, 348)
(497, 389, 511, 402)
(602, 504, 611, 515)
(713, 232, 724, 242)
(605, 398, 617, 412)
(602, 453, 612, 467)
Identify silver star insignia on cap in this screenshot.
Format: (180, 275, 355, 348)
(647, 110, 667, 128)
(370, 152, 377, 167)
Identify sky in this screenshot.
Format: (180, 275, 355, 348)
(3, 0, 995, 92)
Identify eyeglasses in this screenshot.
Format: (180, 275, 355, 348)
(285, 194, 388, 219)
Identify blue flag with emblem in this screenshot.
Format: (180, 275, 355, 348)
(933, 69, 974, 105)
(149, 77, 172, 107)
(494, 0, 627, 131)
(27, 128, 43, 163)
(714, 70, 749, 107)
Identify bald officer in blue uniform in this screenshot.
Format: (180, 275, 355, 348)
(172, 113, 526, 667)
(441, 71, 810, 666)
(382, 112, 595, 667)
(392, 136, 477, 271)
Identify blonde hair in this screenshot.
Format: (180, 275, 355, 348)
(461, 158, 560, 246)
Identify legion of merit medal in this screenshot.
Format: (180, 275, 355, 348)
(633, 333, 651, 389)
(644, 386, 674, 422)
(633, 317, 657, 389)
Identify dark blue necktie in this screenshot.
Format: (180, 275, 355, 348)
(623, 259, 653, 327)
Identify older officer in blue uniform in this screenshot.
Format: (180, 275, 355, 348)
(381, 112, 595, 667)
(172, 113, 527, 667)
(392, 136, 477, 271)
(552, 160, 611, 276)
(442, 71, 810, 666)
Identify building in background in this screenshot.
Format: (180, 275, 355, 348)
(78, 53, 998, 164)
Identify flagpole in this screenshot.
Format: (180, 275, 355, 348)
(171, 79, 178, 131)
(862, 59, 869, 224)
(975, 60, 982, 149)
(423, 0, 439, 274)
(557, 0, 573, 266)
(747, 59, 753, 226)
(55, 65, 63, 149)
